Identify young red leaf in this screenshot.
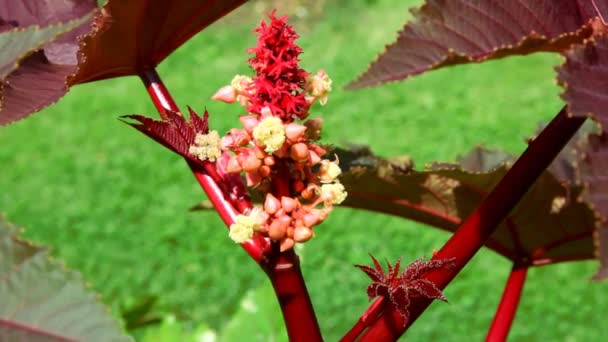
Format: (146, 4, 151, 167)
(0, 0, 96, 125)
(348, 0, 595, 89)
(356, 255, 454, 324)
(121, 107, 209, 166)
(72, 0, 248, 84)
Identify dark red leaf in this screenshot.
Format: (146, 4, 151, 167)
(338, 145, 597, 268)
(121, 108, 210, 165)
(72, 0, 248, 84)
(575, 132, 608, 279)
(355, 264, 385, 283)
(388, 286, 411, 322)
(348, 0, 595, 89)
(409, 279, 448, 302)
(0, 0, 96, 125)
(0, 216, 131, 341)
(557, 34, 608, 131)
(366, 283, 384, 299)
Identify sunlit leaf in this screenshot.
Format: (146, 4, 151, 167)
(72, 0, 249, 84)
(0, 0, 96, 125)
(0, 215, 132, 341)
(557, 34, 608, 131)
(338, 145, 597, 267)
(348, 0, 595, 89)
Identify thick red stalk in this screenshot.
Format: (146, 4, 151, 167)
(139, 68, 321, 341)
(356, 107, 585, 341)
(264, 159, 323, 342)
(485, 264, 528, 342)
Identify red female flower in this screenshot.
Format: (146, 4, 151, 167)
(246, 10, 310, 121)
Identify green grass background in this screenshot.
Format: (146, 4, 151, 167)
(1, 0, 607, 340)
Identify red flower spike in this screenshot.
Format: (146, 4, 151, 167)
(246, 10, 309, 121)
(355, 255, 455, 325)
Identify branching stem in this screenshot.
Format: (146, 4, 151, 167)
(352, 107, 585, 341)
(139, 67, 322, 342)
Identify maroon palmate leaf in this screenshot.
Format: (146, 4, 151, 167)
(347, 0, 597, 89)
(121, 106, 209, 166)
(355, 255, 454, 323)
(0, 0, 96, 125)
(0, 215, 132, 341)
(71, 0, 249, 84)
(557, 33, 608, 132)
(575, 132, 608, 279)
(338, 145, 598, 269)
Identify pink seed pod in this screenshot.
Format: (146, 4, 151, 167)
(285, 123, 307, 141)
(280, 238, 295, 252)
(303, 212, 320, 227)
(264, 194, 281, 215)
(259, 165, 271, 177)
(221, 135, 235, 150)
(211, 85, 236, 103)
(281, 196, 299, 213)
(260, 106, 273, 118)
(230, 128, 251, 146)
(263, 156, 275, 166)
(226, 156, 242, 173)
(252, 146, 267, 159)
(268, 219, 287, 240)
(290, 143, 309, 162)
(309, 150, 321, 165)
(278, 214, 291, 226)
(310, 144, 327, 157)
(242, 154, 262, 172)
(239, 115, 259, 134)
(293, 226, 313, 242)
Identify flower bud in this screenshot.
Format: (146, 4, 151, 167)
(293, 226, 313, 242)
(268, 219, 287, 240)
(280, 238, 295, 252)
(242, 154, 262, 172)
(263, 156, 275, 166)
(264, 194, 281, 215)
(308, 150, 321, 165)
(290, 143, 309, 162)
(303, 212, 320, 227)
(285, 123, 307, 141)
(239, 115, 259, 134)
(281, 196, 299, 213)
(212, 85, 236, 103)
(226, 156, 242, 173)
(259, 165, 271, 177)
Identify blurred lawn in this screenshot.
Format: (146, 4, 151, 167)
(1, 0, 607, 341)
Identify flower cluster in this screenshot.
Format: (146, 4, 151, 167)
(197, 11, 345, 251)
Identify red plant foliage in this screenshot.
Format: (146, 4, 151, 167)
(246, 11, 310, 121)
(356, 255, 455, 324)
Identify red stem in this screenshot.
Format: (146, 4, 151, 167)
(140, 68, 264, 262)
(340, 297, 385, 342)
(485, 264, 528, 342)
(356, 107, 585, 341)
(264, 159, 323, 342)
(139, 68, 321, 341)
